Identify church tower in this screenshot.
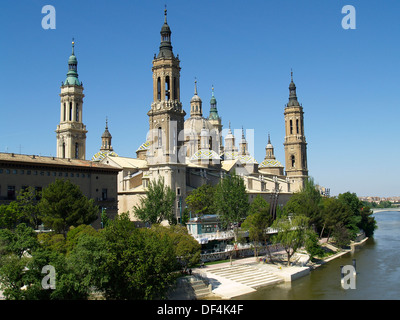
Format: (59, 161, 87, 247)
(283, 71, 308, 190)
(56, 39, 87, 159)
(208, 86, 223, 154)
(100, 118, 113, 153)
(147, 8, 186, 163)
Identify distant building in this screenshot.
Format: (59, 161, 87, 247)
(0, 153, 120, 229)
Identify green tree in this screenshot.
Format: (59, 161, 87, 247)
(338, 192, 377, 237)
(271, 214, 310, 266)
(284, 177, 323, 233)
(152, 224, 201, 271)
(214, 172, 249, 242)
(242, 195, 272, 260)
(99, 214, 177, 299)
(185, 184, 216, 218)
(38, 179, 99, 237)
(133, 177, 176, 225)
(320, 197, 353, 240)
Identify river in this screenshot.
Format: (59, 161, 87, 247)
(233, 210, 400, 300)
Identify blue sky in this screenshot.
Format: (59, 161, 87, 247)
(0, 0, 399, 197)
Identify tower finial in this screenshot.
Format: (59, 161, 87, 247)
(268, 132, 271, 144)
(72, 38, 75, 55)
(164, 5, 167, 23)
(194, 77, 198, 95)
(291, 68, 293, 82)
(106, 116, 108, 129)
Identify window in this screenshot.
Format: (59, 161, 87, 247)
(63, 103, 66, 121)
(76, 104, 79, 122)
(69, 102, 73, 121)
(173, 77, 177, 100)
(165, 76, 170, 101)
(102, 188, 108, 201)
(296, 119, 299, 134)
(291, 155, 296, 168)
(290, 120, 293, 135)
(157, 77, 161, 101)
(157, 127, 162, 148)
(62, 143, 65, 159)
(75, 143, 79, 159)
(20, 170, 24, 174)
(176, 187, 181, 196)
(7, 186, 16, 200)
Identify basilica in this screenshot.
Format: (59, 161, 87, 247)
(55, 9, 309, 223)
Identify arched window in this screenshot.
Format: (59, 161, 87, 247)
(296, 119, 299, 134)
(165, 76, 170, 101)
(157, 77, 161, 101)
(290, 120, 293, 135)
(62, 143, 65, 158)
(69, 102, 73, 121)
(291, 155, 295, 168)
(63, 103, 66, 121)
(173, 77, 177, 100)
(75, 143, 79, 159)
(158, 127, 162, 148)
(76, 104, 79, 122)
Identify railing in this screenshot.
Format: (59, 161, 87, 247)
(200, 243, 284, 262)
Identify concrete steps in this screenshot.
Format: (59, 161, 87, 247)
(206, 264, 283, 289)
(187, 276, 212, 299)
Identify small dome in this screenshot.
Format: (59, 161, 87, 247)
(184, 116, 214, 135)
(190, 94, 202, 103)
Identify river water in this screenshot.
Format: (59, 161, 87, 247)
(234, 210, 400, 300)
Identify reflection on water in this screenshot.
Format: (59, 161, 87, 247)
(233, 211, 400, 300)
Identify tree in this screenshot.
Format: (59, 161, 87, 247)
(320, 197, 353, 240)
(185, 184, 216, 218)
(38, 179, 98, 237)
(214, 172, 249, 242)
(152, 224, 201, 271)
(338, 192, 377, 237)
(242, 195, 272, 260)
(133, 177, 176, 225)
(99, 214, 177, 299)
(284, 177, 323, 233)
(271, 214, 310, 266)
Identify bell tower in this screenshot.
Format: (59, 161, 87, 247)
(284, 71, 308, 190)
(56, 39, 87, 159)
(147, 8, 186, 163)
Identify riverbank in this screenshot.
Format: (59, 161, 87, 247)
(372, 207, 400, 213)
(171, 236, 370, 300)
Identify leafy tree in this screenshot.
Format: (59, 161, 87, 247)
(338, 192, 377, 237)
(152, 224, 201, 271)
(185, 184, 216, 218)
(65, 224, 99, 254)
(214, 172, 249, 242)
(284, 177, 323, 233)
(304, 229, 325, 260)
(320, 197, 353, 240)
(99, 213, 178, 299)
(133, 177, 176, 225)
(0, 223, 39, 258)
(242, 195, 273, 260)
(38, 179, 99, 237)
(271, 214, 310, 266)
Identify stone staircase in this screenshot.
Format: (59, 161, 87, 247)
(187, 276, 213, 299)
(205, 264, 283, 289)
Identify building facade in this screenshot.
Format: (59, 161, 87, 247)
(0, 153, 120, 228)
(93, 9, 309, 223)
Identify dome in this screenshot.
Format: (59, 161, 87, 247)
(184, 116, 214, 136)
(190, 94, 202, 103)
(68, 54, 77, 64)
(259, 159, 283, 168)
(190, 149, 220, 161)
(92, 150, 118, 162)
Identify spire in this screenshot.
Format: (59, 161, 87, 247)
(158, 6, 174, 58)
(288, 68, 299, 107)
(194, 78, 198, 95)
(265, 133, 276, 160)
(64, 38, 81, 86)
(190, 78, 202, 117)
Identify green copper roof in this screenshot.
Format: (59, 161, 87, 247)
(64, 39, 81, 86)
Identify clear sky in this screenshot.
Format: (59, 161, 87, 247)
(0, 0, 399, 197)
